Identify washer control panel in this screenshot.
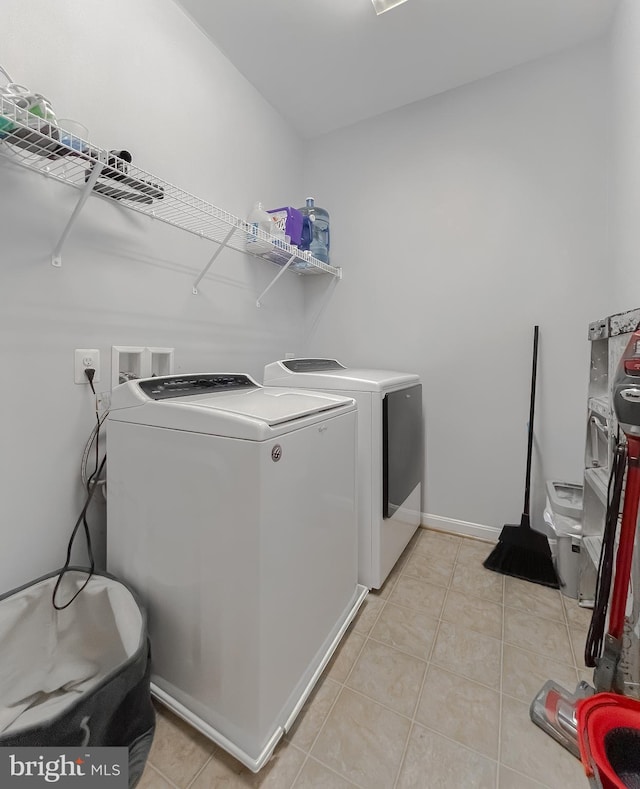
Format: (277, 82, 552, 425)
(139, 374, 257, 400)
(282, 359, 346, 372)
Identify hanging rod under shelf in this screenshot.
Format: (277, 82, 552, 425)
(0, 95, 342, 286)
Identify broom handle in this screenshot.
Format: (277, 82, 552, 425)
(523, 326, 539, 518)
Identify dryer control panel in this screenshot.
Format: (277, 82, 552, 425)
(139, 374, 258, 400)
(282, 359, 346, 372)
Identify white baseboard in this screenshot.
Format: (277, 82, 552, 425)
(421, 513, 500, 543)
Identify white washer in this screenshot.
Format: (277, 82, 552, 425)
(106, 373, 367, 772)
(263, 359, 423, 589)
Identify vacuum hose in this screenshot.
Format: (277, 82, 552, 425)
(585, 439, 627, 667)
(585, 434, 640, 668)
(609, 435, 640, 641)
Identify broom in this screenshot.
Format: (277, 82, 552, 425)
(483, 325, 559, 588)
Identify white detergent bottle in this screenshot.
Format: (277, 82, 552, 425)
(246, 201, 273, 255)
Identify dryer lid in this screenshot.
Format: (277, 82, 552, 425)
(263, 359, 420, 392)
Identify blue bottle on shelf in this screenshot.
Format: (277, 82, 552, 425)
(298, 197, 330, 264)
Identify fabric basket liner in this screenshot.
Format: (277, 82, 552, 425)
(0, 568, 155, 787)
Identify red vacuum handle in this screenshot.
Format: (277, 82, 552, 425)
(609, 435, 640, 641)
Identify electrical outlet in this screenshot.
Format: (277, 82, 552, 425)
(74, 349, 101, 384)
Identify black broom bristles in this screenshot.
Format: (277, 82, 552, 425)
(483, 514, 559, 589)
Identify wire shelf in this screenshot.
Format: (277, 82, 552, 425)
(0, 95, 340, 279)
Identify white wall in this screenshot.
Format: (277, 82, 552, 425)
(0, 3, 619, 593)
(303, 40, 612, 536)
(0, 0, 306, 591)
(609, 0, 640, 307)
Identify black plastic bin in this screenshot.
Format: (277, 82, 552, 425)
(0, 569, 155, 787)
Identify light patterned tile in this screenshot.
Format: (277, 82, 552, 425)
(503, 607, 573, 665)
(147, 704, 215, 787)
(441, 589, 503, 639)
(412, 530, 462, 563)
(402, 550, 455, 588)
(500, 695, 590, 789)
(311, 688, 411, 789)
(431, 620, 502, 689)
(388, 575, 447, 615)
(450, 562, 504, 604)
(416, 665, 500, 758)
(499, 765, 548, 789)
(455, 538, 495, 568)
(502, 644, 578, 705)
(569, 627, 590, 670)
(190, 740, 305, 788)
(286, 678, 341, 752)
(563, 598, 594, 631)
(346, 639, 426, 717)
(504, 576, 565, 623)
(370, 602, 438, 660)
(293, 757, 358, 788)
(324, 628, 366, 684)
(351, 594, 385, 635)
(137, 764, 175, 789)
(397, 723, 497, 789)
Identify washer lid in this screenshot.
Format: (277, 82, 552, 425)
(263, 359, 420, 391)
(109, 374, 355, 439)
(193, 387, 351, 424)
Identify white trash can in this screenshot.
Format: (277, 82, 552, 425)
(543, 481, 583, 599)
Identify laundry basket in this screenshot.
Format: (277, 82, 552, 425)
(0, 569, 155, 787)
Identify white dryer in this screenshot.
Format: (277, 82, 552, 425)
(263, 359, 423, 589)
(106, 373, 367, 772)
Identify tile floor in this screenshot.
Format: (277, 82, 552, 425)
(138, 528, 594, 789)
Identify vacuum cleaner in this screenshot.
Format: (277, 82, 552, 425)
(530, 329, 640, 786)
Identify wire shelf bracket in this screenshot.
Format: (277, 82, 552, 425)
(192, 225, 237, 295)
(51, 161, 105, 267)
(256, 255, 296, 308)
